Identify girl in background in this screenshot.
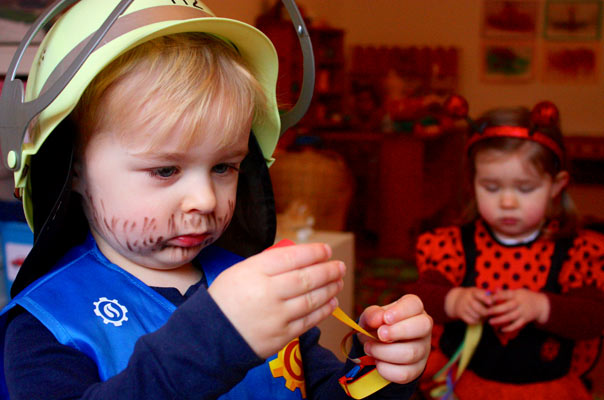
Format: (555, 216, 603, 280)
(410, 99, 604, 399)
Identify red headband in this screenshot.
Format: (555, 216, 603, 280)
(465, 126, 564, 161)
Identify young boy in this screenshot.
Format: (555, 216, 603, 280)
(1, 1, 432, 399)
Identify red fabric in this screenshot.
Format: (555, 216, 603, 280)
(420, 347, 592, 400)
(410, 220, 604, 386)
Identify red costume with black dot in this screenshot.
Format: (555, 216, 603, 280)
(411, 219, 604, 399)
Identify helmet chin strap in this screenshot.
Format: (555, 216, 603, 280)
(0, 0, 315, 171)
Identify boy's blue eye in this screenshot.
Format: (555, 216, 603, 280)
(151, 166, 178, 178)
(213, 163, 238, 174)
(484, 184, 499, 192)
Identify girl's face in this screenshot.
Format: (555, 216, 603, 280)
(473, 147, 568, 241)
(73, 110, 250, 279)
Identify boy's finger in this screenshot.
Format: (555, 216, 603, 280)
(377, 313, 432, 342)
(256, 243, 332, 275)
(382, 294, 424, 325)
(365, 340, 429, 365)
(275, 260, 345, 299)
(287, 296, 340, 335)
(285, 280, 343, 322)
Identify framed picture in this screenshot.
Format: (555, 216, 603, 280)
(544, 0, 602, 40)
(481, 41, 535, 82)
(482, 0, 539, 38)
(541, 42, 599, 83)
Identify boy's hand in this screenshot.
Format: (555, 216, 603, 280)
(208, 243, 345, 358)
(444, 286, 492, 324)
(357, 295, 433, 384)
(487, 289, 550, 332)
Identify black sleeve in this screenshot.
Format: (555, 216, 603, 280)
(4, 287, 263, 400)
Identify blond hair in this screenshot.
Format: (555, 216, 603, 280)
(72, 32, 267, 152)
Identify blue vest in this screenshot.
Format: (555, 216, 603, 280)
(1, 235, 305, 399)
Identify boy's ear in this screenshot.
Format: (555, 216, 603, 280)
(551, 170, 570, 199)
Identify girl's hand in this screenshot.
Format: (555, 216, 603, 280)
(487, 289, 550, 332)
(208, 243, 345, 358)
(356, 295, 433, 384)
(444, 287, 493, 324)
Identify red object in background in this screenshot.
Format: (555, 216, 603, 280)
(443, 95, 469, 119)
(531, 101, 560, 127)
(268, 239, 296, 250)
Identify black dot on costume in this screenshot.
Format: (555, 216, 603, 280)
(542, 245, 548, 252)
(502, 284, 509, 290)
(592, 243, 600, 251)
(494, 272, 500, 280)
(536, 253, 541, 261)
(486, 241, 493, 248)
(439, 240, 445, 247)
(569, 274, 576, 282)
(495, 251, 501, 258)
(445, 265, 452, 272)
(485, 261, 491, 268)
(583, 251, 590, 259)
(533, 275, 538, 282)
(418, 249, 425, 256)
(481, 282, 489, 289)
(514, 252, 521, 259)
(539, 265, 546, 272)
(513, 273, 520, 281)
(479, 231, 486, 238)
(452, 238, 457, 245)
(458, 264, 464, 270)
(524, 263, 531, 271)
(425, 239, 431, 245)
(503, 262, 510, 270)
(443, 253, 451, 260)
(574, 261, 581, 270)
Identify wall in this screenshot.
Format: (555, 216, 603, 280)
(207, 0, 604, 137)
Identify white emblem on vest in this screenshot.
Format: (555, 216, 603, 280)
(93, 297, 129, 326)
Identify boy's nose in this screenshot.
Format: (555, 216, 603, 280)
(181, 178, 217, 214)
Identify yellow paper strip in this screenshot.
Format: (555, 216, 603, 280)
(331, 307, 377, 340)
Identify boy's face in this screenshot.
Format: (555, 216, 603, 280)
(73, 114, 250, 274)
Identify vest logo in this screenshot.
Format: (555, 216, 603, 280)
(93, 297, 129, 327)
(269, 338, 306, 398)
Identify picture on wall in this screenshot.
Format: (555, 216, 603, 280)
(481, 41, 535, 82)
(482, 0, 539, 38)
(542, 42, 599, 83)
(544, 0, 602, 40)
